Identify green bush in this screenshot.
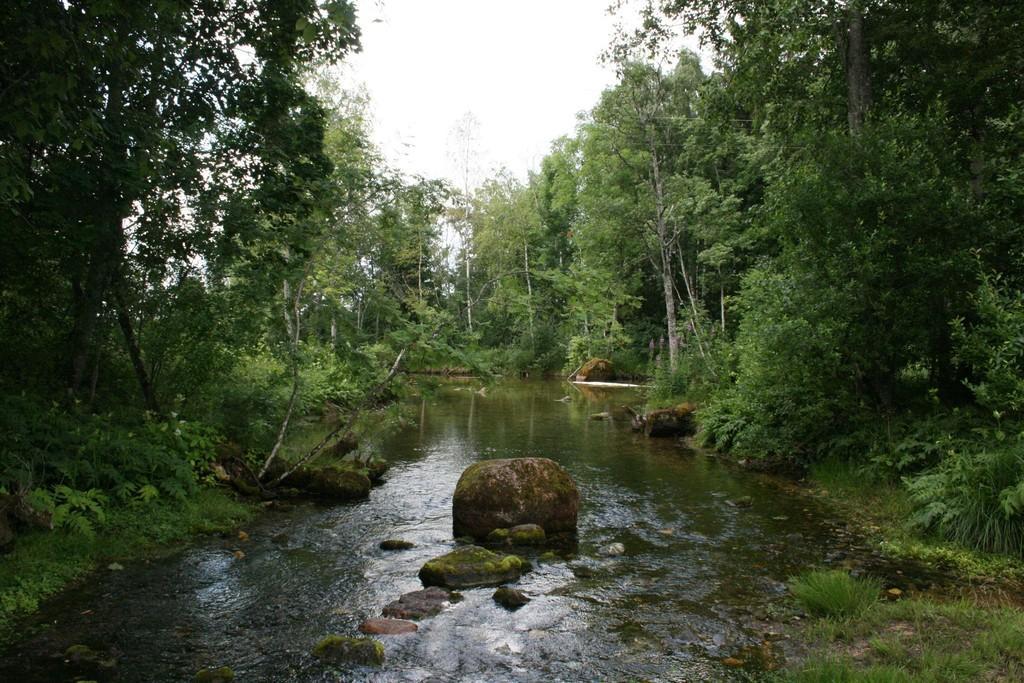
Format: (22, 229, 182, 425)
(907, 438, 1024, 556)
(789, 570, 881, 618)
(952, 273, 1024, 417)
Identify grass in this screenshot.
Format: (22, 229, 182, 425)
(0, 487, 255, 643)
(790, 570, 882, 618)
(783, 595, 1024, 682)
(807, 457, 1024, 583)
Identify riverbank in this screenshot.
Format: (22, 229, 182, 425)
(765, 458, 1024, 681)
(0, 488, 255, 643)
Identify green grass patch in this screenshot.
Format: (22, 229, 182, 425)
(0, 487, 254, 643)
(785, 596, 1024, 682)
(790, 570, 881, 618)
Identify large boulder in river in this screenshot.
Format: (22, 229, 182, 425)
(644, 403, 697, 438)
(575, 358, 615, 382)
(419, 546, 528, 589)
(452, 458, 579, 540)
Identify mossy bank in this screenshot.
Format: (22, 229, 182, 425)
(0, 488, 255, 644)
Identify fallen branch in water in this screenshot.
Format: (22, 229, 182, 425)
(266, 345, 407, 488)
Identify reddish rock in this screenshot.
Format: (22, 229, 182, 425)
(359, 618, 418, 635)
(382, 587, 460, 620)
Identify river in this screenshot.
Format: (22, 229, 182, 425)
(2, 379, 860, 681)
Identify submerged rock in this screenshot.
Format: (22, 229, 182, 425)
(195, 666, 235, 682)
(359, 618, 418, 635)
(589, 411, 611, 420)
(452, 458, 579, 540)
(597, 542, 625, 557)
(419, 546, 528, 589)
(576, 358, 616, 382)
(382, 587, 461, 620)
(727, 496, 754, 509)
(379, 539, 415, 551)
(312, 635, 384, 666)
(63, 644, 117, 670)
(644, 403, 697, 438)
(492, 587, 531, 610)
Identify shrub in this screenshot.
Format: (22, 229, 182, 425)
(907, 439, 1024, 556)
(789, 570, 881, 618)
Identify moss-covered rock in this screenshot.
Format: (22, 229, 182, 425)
(485, 528, 510, 544)
(195, 666, 235, 682)
(418, 546, 527, 589)
(284, 464, 371, 501)
(644, 403, 697, 438)
(492, 587, 531, 610)
(452, 458, 579, 540)
(312, 635, 385, 666)
(576, 358, 615, 382)
(379, 539, 415, 551)
(509, 524, 546, 545)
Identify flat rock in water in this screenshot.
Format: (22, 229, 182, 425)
(379, 539, 415, 551)
(382, 587, 460, 620)
(359, 618, 418, 635)
(419, 546, 528, 589)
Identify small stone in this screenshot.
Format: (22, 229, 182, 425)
(382, 587, 459, 620)
(570, 564, 596, 578)
(486, 528, 510, 544)
(597, 542, 625, 557)
(728, 496, 754, 508)
(658, 528, 674, 536)
(232, 550, 245, 560)
(589, 412, 610, 420)
(722, 657, 744, 667)
(195, 666, 235, 682)
(312, 635, 384, 666)
(237, 531, 249, 542)
(379, 539, 415, 551)
(508, 523, 545, 545)
(107, 562, 124, 571)
(359, 618, 418, 635)
(492, 587, 530, 610)
(538, 551, 560, 563)
(886, 587, 903, 601)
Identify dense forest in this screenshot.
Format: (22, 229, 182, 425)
(1, 1, 1024, 676)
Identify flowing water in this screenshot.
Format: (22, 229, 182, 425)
(2, 380, 875, 681)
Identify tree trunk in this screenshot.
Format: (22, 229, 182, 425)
(523, 238, 535, 345)
(113, 285, 159, 413)
(844, 6, 872, 134)
(649, 135, 679, 371)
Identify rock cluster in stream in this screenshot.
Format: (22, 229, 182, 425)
(313, 456, 584, 671)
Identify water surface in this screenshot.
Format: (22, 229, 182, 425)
(2, 380, 851, 681)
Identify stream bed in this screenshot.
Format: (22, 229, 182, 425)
(1, 380, 900, 681)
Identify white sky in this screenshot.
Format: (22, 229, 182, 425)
(338, 0, 704, 188)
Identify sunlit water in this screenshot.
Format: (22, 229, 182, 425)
(2, 380, 869, 681)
